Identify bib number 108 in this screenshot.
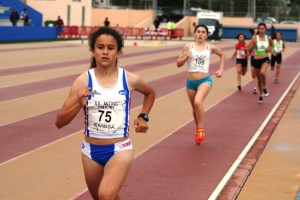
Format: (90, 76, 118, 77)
(196, 57, 205, 65)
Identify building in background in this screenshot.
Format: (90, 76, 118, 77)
(26, 0, 92, 26)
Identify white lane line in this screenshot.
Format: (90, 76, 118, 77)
(0, 130, 82, 166)
(208, 72, 300, 200)
(69, 84, 238, 200)
(0, 87, 188, 166)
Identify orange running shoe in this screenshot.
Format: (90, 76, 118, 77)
(195, 128, 205, 145)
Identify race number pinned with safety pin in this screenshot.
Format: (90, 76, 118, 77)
(237, 50, 245, 59)
(274, 45, 282, 53)
(87, 99, 126, 134)
(192, 55, 208, 72)
(258, 44, 266, 50)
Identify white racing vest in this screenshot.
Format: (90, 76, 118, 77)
(272, 39, 283, 53)
(187, 43, 210, 73)
(255, 35, 269, 56)
(84, 67, 130, 139)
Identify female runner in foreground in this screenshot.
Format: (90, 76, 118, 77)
(56, 27, 155, 200)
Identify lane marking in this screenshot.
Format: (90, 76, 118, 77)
(69, 85, 239, 200)
(208, 72, 300, 200)
(0, 87, 190, 166)
(0, 130, 82, 166)
(2, 41, 298, 199)
(0, 48, 235, 126)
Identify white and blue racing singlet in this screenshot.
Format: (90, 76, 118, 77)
(187, 43, 211, 73)
(84, 67, 130, 139)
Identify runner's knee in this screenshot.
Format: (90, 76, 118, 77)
(99, 189, 117, 200)
(194, 100, 204, 108)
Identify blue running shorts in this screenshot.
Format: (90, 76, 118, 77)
(186, 76, 213, 91)
(82, 138, 133, 166)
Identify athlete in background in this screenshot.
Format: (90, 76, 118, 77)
(246, 23, 273, 103)
(270, 31, 286, 83)
(232, 33, 248, 91)
(176, 24, 225, 145)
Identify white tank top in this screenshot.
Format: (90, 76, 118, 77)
(255, 35, 269, 55)
(84, 67, 130, 139)
(187, 43, 210, 73)
(272, 39, 283, 53)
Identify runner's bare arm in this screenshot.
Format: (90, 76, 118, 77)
(211, 44, 225, 78)
(127, 71, 155, 133)
(55, 74, 89, 129)
(246, 36, 256, 52)
(267, 37, 273, 53)
(176, 43, 191, 68)
(232, 47, 237, 59)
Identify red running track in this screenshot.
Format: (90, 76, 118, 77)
(74, 48, 300, 199)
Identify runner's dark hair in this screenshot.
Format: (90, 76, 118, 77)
(236, 33, 247, 40)
(88, 27, 124, 68)
(257, 22, 267, 30)
(194, 24, 209, 34)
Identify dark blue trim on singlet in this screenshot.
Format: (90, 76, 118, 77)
(86, 71, 93, 137)
(87, 71, 93, 100)
(122, 68, 130, 137)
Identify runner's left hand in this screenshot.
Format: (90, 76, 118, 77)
(134, 118, 149, 133)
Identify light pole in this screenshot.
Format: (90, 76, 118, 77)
(183, 0, 191, 15)
(152, 0, 157, 15)
(208, 0, 212, 10)
(247, 0, 251, 17)
(129, 0, 132, 8)
(253, 0, 256, 21)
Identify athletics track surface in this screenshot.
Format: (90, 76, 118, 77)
(0, 39, 299, 200)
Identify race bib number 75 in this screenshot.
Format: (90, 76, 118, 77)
(87, 99, 126, 134)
